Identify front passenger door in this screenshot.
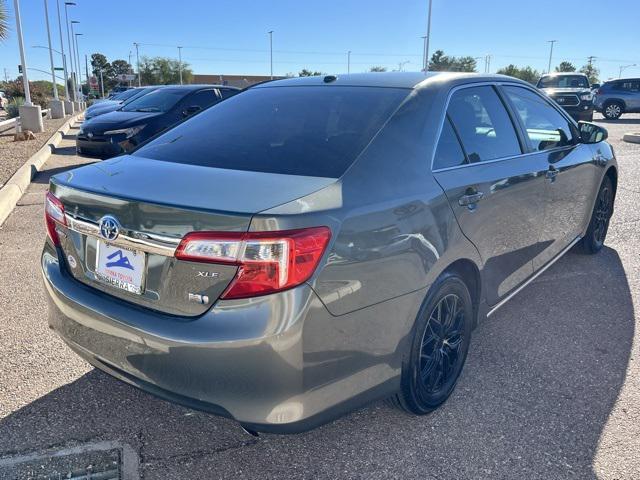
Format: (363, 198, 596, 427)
(501, 85, 600, 269)
(433, 85, 549, 307)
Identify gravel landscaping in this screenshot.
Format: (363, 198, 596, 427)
(0, 116, 69, 187)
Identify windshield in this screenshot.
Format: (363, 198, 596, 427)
(134, 86, 409, 178)
(120, 87, 158, 106)
(537, 75, 589, 88)
(121, 88, 186, 113)
(111, 89, 137, 101)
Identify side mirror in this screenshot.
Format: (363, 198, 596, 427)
(182, 105, 201, 117)
(578, 121, 608, 144)
(591, 83, 600, 90)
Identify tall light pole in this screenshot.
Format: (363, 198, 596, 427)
(421, 36, 427, 72)
(424, 0, 433, 72)
(398, 60, 410, 72)
(43, 0, 59, 101)
(619, 64, 636, 78)
(347, 50, 351, 74)
(134, 42, 141, 86)
(55, 0, 70, 101)
(13, 0, 44, 132)
(13, 0, 32, 105)
(74, 31, 83, 96)
(268, 30, 274, 79)
(64, 2, 76, 101)
(178, 46, 183, 84)
(547, 40, 557, 73)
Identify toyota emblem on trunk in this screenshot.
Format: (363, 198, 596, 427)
(99, 216, 120, 241)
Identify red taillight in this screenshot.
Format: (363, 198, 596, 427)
(44, 191, 66, 246)
(175, 227, 331, 299)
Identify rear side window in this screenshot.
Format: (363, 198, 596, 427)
(433, 116, 467, 170)
(447, 86, 521, 163)
(134, 86, 409, 178)
(185, 89, 220, 109)
(503, 86, 576, 151)
(220, 88, 238, 99)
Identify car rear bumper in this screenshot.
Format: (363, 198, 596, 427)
(42, 243, 411, 433)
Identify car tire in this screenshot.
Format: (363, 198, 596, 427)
(577, 176, 614, 254)
(389, 272, 473, 414)
(603, 101, 624, 120)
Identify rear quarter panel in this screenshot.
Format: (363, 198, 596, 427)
(253, 86, 483, 318)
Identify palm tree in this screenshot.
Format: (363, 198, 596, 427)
(0, 0, 9, 42)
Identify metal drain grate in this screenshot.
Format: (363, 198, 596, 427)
(0, 441, 139, 480)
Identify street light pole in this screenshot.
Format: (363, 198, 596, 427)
(64, 2, 76, 101)
(13, 0, 32, 105)
(619, 64, 636, 78)
(347, 50, 351, 74)
(424, 0, 433, 72)
(74, 32, 83, 96)
(134, 42, 141, 86)
(547, 40, 557, 73)
(178, 46, 183, 84)
(55, 0, 70, 101)
(43, 0, 59, 100)
(268, 30, 273, 79)
(421, 36, 427, 72)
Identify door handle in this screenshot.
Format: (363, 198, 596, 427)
(546, 165, 559, 181)
(458, 191, 484, 207)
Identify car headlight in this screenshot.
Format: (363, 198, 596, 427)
(103, 125, 146, 139)
(580, 93, 593, 101)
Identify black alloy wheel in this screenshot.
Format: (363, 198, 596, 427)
(390, 273, 473, 414)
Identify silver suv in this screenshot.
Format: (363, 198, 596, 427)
(594, 78, 640, 119)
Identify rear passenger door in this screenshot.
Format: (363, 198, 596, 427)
(432, 85, 549, 307)
(501, 84, 600, 269)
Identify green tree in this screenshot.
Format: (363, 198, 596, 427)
(139, 56, 192, 85)
(428, 50, 476, 72)
(555, 61, 576, 72)
(369, 66, 387, 72)
(496, 64, 541, 84)
(111, 59, 132, 76)
(0, 0, 9, 41)
(579, 63, 599, 84)
(298, 69, 323, 77)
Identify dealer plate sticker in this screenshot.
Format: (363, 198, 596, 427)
(95, 241, 145, 295)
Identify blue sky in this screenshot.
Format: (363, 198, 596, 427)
(1, 0, 639, 83)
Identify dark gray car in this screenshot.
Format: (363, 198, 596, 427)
(42, 72, 617, 434)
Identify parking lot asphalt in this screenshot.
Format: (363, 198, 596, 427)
(1, 115, 639, 479)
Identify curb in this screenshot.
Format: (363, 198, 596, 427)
(0, 113, 82, 227)
(623, 133, 640, 144)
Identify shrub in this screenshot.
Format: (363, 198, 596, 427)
(6, 97, 24, 118)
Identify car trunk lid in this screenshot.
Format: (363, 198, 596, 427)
(49, 155, 336, 316)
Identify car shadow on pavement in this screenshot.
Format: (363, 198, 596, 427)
(0, 247, 634, 479)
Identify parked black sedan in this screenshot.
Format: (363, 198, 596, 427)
(77, 85, 240, 158)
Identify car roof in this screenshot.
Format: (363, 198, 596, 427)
(539, 72, 587, 77)
(149, 84, 240, 91)
(252, 71, 532, 90)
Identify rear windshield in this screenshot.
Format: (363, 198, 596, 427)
(537, 75, 589, 88)
(133, 86, 409, 178)
(121, 88, 186, 113)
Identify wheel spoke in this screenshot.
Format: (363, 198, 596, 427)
(419, 292, 467, 393)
